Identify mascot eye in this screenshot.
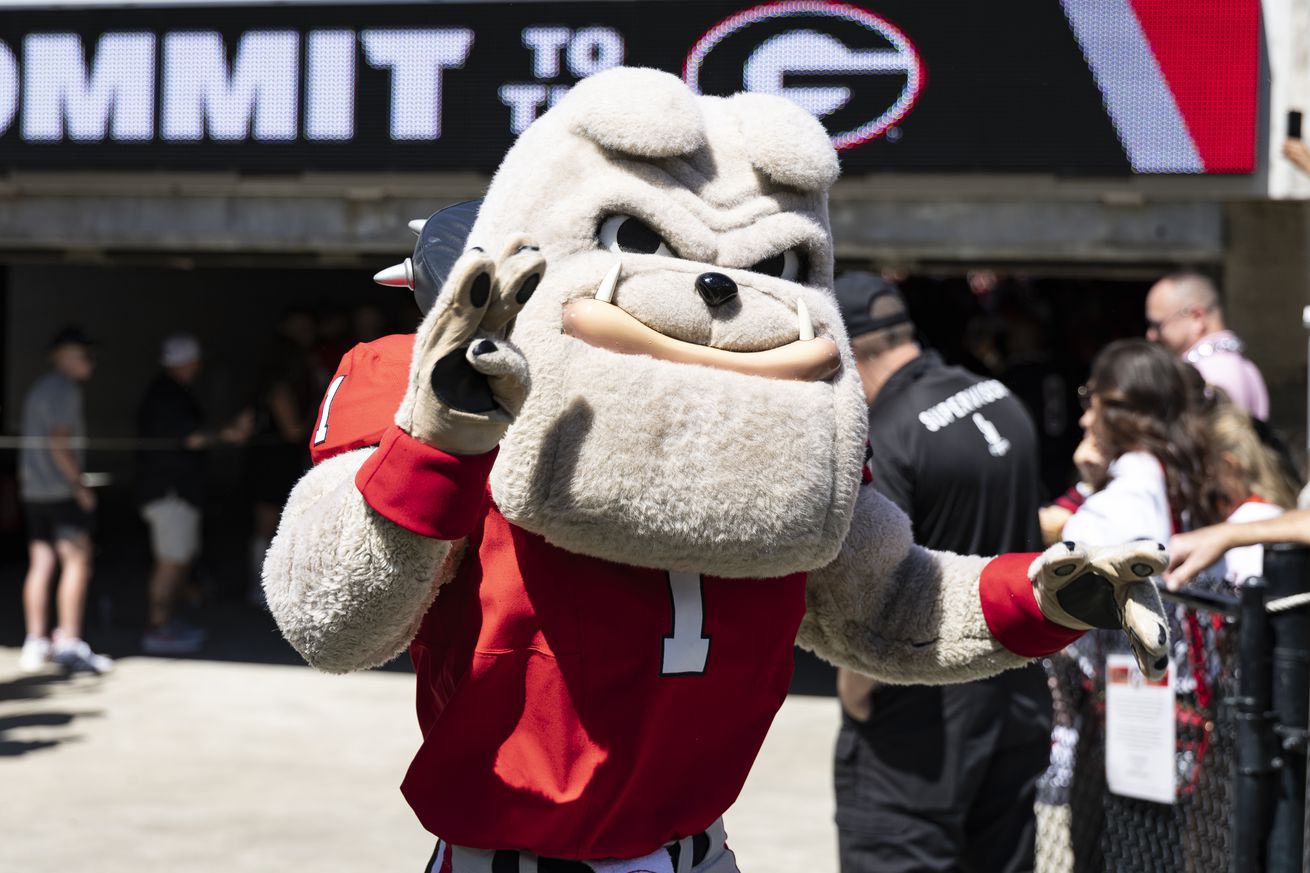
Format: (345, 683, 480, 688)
(598, 215, 674, 257)
(749, 249, 806, 282)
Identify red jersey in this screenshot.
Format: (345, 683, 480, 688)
(311, 336, 807, 860)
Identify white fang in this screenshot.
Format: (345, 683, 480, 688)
(595, 261, 621, 304)
(797, 298, 815, 341)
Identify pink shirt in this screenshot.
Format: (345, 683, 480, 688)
(1186, 331, 1269, 420)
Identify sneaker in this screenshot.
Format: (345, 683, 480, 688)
(19, 636, 51, 673)
(52, 638, 114, 674)
(142, 622, 206, 655)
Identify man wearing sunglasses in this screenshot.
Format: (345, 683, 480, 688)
(1144, 271, 1268, 419)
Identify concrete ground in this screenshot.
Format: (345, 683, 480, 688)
(0, 646, 840, 873)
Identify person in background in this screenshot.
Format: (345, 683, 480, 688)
(1050, 341, 1218, 867)
(1283, 137, 1310, 176)
(247, 310, 317, 607)
(18, 326, 111, 674)
(1167, 508, 1310, 587)
(137, 334, 253, 654)
(831, 272, 1051, 873)
(1061, 339, 1219, 547)
(1144, 271, 1268, 420)
(1037, 434, 1109, 546)
(1169, 403, 1300, 588)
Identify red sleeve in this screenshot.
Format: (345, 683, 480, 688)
(1052, 485, 1086, 514)
(978, 553, 1085, 658)
(309, 334, 416, 465)
(304, 335, 493, 540)
(355, 427, 496, 540)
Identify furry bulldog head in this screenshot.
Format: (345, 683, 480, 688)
(470, 67, 868, 578)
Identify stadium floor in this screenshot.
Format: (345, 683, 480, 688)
(0, 645, 839, 873)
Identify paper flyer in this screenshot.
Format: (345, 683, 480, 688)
(1105, 653, 1176, 804)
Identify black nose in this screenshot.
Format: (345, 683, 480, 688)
(695, 272, 738, 307)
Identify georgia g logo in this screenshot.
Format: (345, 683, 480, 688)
(683, 1, 923, 150)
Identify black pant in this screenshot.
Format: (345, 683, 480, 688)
(834, 664, 1052, 873)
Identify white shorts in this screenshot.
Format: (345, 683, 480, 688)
(427, 818, 736, 873)
(141, 496, 202, 564)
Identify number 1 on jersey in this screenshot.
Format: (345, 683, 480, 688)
(312, 375, 347, 446)
(662, 571, 710, 675)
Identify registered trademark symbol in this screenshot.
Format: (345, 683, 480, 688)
(885, 126, 902, 142)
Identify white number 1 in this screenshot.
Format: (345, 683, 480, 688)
(312, 375, 347, 446)
(662, 571, 710, 675)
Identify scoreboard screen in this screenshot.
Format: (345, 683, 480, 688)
(0, 0, 1261, 174)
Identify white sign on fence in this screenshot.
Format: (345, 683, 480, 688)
(1105, 652, 1176, 805)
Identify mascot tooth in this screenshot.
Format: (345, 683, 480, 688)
(264, 66, 1171, 870)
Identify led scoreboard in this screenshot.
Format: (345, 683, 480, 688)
(0, 0, 1260, 174)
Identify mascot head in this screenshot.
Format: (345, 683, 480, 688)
(413, 68, 868, 577)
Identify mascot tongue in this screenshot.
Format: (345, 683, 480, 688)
(562, 297, 840, 382)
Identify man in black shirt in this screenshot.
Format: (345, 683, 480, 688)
(137, 334, 250, 654)
(832, 273, 1052, 873)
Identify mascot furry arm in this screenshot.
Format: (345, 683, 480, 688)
(800, 486, 1169, 684)
(263, 66, 1168, 862)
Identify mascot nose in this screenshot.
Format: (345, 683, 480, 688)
(695, 272, 738, 307)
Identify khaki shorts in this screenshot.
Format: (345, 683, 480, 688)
(141, 496, 202, 564)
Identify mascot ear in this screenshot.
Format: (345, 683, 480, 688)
(564, 67, 707, 158)
(725, 93, 840, 192)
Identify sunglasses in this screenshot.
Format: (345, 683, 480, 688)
(1145, 304, 1205, 334)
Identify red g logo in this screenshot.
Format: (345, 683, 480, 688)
(683, 1, 923, 150)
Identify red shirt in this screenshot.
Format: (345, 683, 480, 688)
(311, 336, 804, 859)
(309, 336, 1078, 858)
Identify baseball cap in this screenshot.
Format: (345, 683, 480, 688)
(160, 333, 202, 367)
(47, 325, 95, 350)
(832, 271, 911, 339)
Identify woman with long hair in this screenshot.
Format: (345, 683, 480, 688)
(1062, 339, 1220, 546)
(1052, 340, 1222, 856)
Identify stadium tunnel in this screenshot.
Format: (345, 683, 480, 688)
(2, 0, 1310, 667)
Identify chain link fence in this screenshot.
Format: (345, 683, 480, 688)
(1036, 576, 1244, 873)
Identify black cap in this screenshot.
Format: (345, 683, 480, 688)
(47, 325, 95, 350)
(411, 199, 482, 315)
(833, 271, 911, 339)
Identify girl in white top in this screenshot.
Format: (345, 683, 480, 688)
(1207, 404, 1300, 585)
(1050, 341, 1220, 815)
(1060, 339, 1219, 549)
(1062, 450, 1174, 547)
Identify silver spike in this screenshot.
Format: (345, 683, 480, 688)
(408, 219, 426, 237)
(373, 258, 414, 289)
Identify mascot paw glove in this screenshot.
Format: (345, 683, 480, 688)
(1030, 540, 1171, 680)
(396, 236, 541, 455)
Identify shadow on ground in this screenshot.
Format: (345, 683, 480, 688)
(0, 672, 104, 756)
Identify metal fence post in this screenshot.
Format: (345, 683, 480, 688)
(1233, 577, 1275, 873)
(1262, 545, 1310, 873)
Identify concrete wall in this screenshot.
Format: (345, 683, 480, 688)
(829, 199, 1224, 265)
(1224, 201, 1310, 451)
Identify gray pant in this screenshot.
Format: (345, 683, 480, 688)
(426, 818, 737, 873)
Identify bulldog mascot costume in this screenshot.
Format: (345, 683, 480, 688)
(265, 68, 1170, 873)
